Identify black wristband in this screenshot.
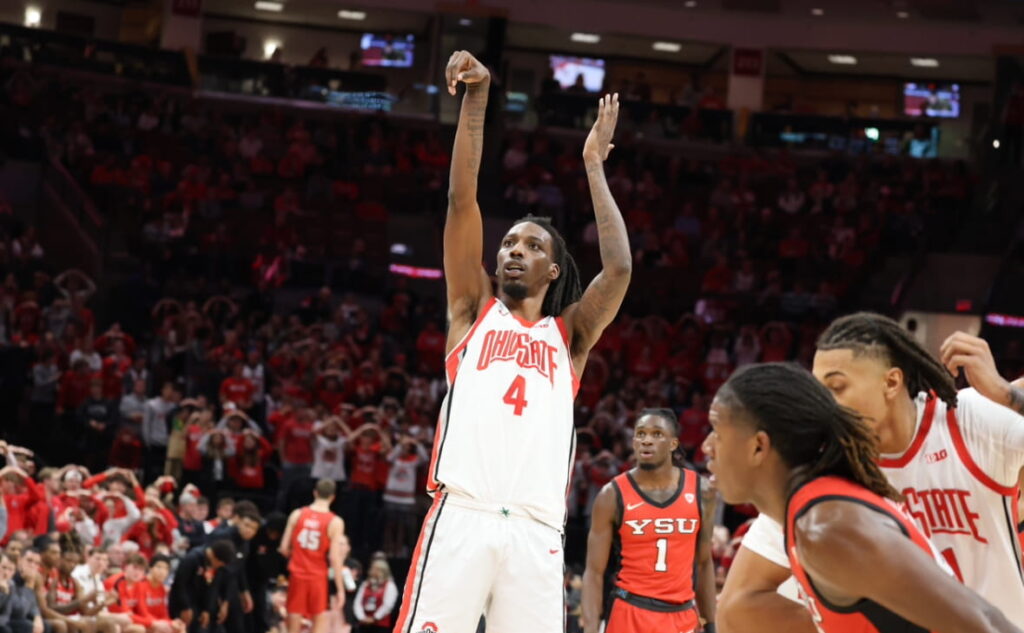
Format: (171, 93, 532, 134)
(704, 623, 716, 633)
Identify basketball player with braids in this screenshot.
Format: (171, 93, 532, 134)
(393, 51, 631, 633)
(718, 314, 1024, 632)
(705, 363, 1022, 633)
(582, 409, 716, 633)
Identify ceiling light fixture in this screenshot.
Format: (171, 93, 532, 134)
(24, 6, 41, 26)
(827, 54, 857, 65)
(811, 7, 824, 16)
(337, 9, 366, 20)
(910, 57, 939, 68)
(897, 10, 910, 18)
(570, 32, 600, 44)
(684, 0, 697, 7)
(653, 41, 682, 52)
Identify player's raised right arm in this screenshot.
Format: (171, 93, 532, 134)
(443, 50, 492, 346)
(581, 483, 617, 633)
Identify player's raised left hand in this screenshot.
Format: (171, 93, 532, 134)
(940, 331, 1012, 407)
(583, 93, 619, 163)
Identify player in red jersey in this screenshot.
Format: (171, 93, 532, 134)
(279, 479, 349, 633)
(704, 363, 1022, 633)
(582, 409, 716, 633)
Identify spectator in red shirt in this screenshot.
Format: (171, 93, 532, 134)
(105, 553, 148, 624)
(182, 410, 214, 487)
(1, 463, 43, 543)
(275, 408, 315, 511)
(134, 555, 180, 633)
(122, 509, 173, 560)
(57, 360, 94, 415)
(231, 430, 273, 491)
(219, 363, 255, 411)
(83, 468, 144, 519)
(414, 321, 446, 374)
(346, 423, 391, 560)
(315, 372, 346, 412)
(109, 427, 144, 472)
(701, 252, 734, 294)
(345, 363, 382, 407)
(777, 226, 809, 260)
(678, 392, 711, 452)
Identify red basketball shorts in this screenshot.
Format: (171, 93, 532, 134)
(605, 598, 699, 633)
(286, 575, 328, 618)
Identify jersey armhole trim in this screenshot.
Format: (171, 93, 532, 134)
(612, 480, 624, 529)
(878, 396, 936, 468)
(555, 316, 580, 397)
(789, 494, 910, 615)
(945, 408, 1017, 496)
(444, 297, 497, 385)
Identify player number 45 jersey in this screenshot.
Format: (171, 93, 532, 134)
(288, 507, 333, 579)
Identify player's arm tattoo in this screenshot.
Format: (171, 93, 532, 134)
(1009, 384, 1024, 416)
(443, 67, 490, 320)
(570, 158, 632, 353)
(463, 84, 487, 173)
(449, 81, 489, 208)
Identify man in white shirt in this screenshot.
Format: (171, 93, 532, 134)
(72, 548, 132, 633)
(142, 383, 179, 481)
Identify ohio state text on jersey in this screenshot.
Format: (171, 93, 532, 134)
(880, 393, 1024, 625)
(429, 298, 579, 530)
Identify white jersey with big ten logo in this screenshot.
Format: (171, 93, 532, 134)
(880, 390, 1024, 625)
(428, 298, 579, 531)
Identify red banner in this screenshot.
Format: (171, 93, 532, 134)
(732, 48, 763, 77)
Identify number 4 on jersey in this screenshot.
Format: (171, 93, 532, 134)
(503, 375, 528, 416)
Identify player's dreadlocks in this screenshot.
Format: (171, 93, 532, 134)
(817, 312, 958, 409)
(717, 363, 902, 501)
(513, 215, 582, 317)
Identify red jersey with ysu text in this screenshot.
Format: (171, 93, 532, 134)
(611, 468, 702, 603)
(786, 476, 948, 633)
(288, 507, 334, 579)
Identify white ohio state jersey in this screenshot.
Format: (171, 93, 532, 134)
(880, 390, 1024, 625)
(428, 298, 579, 531)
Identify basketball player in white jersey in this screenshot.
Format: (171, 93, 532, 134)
(716, 314, 1024, 632)
(393, 51, 631, 633)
